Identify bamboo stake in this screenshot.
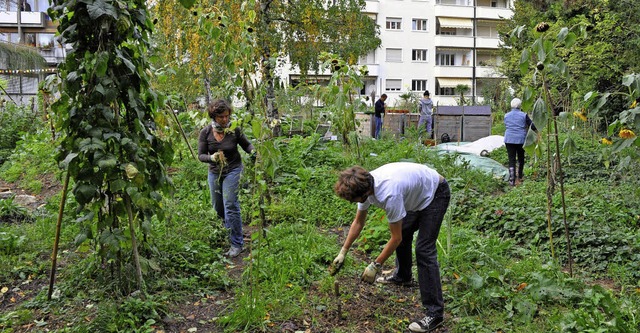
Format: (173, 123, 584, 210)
(125, 195, 146, 297)
(167, 103, 196, 160)
(48, 172, 70, 301)
(334, 280, 342, 320)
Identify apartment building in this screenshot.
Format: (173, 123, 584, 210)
(282, 0, 513, 107)
(0, 0, 60, 104)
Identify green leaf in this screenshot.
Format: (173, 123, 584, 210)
(110, 179, 127, 193)
(74, 232, 88, 246)
(59, 152, 78, 169)
(583, 91, 595, 101)
(75, 211, 95, 223)
(557, 27, 568, 43)
(469, 273, 484, 289)
(74, 184, 98, 205)
(562, 137, 576, 156)
(612, 138, 635, 153)
(519, 49, 529, 75)
(524, 128, 537, 147)
(86, 0, 117, 20)
(596, 93, 610, 109)
(564, 32, 576, 48)
(532, 97, 548, 130)
(97, 157, 117, 169)
(178, 0, 197, 8)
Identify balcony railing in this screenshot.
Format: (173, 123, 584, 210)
(0, 11, 47, 27)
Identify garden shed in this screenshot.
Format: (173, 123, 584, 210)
(434, 105, 492, 142)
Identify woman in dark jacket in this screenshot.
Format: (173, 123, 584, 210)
(503, 98, 535, 186)
(198, 99, 255, 257)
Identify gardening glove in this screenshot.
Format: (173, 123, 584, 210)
(331, 247, 348, 272)
(361, 261, 381, 284)
(211, 151, 226, 164)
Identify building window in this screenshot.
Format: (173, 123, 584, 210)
(412, 19, 428, 31)
(437, 53, 456, 66)
(439, 28, 457, 36)
(412, 80, 428, 91)
(412, 49, 428, 62)
(386, 17, 402, 30)
(438, 87, 456, 96)
(386, 48, 402, 62)
(386, 79, 402, 91)
(359, 50, 376, 65)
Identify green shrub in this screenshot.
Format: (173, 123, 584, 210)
(0, 103, 41, 165)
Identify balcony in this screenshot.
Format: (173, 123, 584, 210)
(362, 64, 379, 76)
(476, 66, 504, 78)
(434, 4, 474, 18)
(476, 6, 513, 20)
(0, 11, 47, 27)
(475, 36, 501, 49)
(434, 35, 475, 48)
(364, 0, 379, 14)
(433, 66, 473, 78)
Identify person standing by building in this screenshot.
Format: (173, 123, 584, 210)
(331, 162, 451, 332)
(503, 97, 536, 186)
(198, 99, 256, 257)
(374, 94, 387, 139)
(417, 90, 433, 138)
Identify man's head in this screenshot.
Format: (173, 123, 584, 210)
(424, 90, 430, 97)
(334, 166, 374, 203)
(380, 94, 387, 101)
(511, 98, 522, 109)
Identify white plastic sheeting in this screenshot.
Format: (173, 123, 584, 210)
(435, 135, 509, 181)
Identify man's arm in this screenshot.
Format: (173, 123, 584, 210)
(375, 221, 402, 264)
(341, 209, 368, 252)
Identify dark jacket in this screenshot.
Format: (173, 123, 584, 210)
(375, 99, 385, 118)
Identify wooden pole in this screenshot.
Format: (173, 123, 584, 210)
(48, 172, 70, 301)
(167, 103, 196, 160)
(125, 195, 146, 297)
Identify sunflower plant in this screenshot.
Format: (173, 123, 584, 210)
(584, 73, 640, 161)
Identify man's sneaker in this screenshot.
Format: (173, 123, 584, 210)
(375, 275, 412, 286)
(226, 246, 244, 258)
(408, 316, 443, 332)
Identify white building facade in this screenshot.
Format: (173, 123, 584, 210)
(281, 0, 513, 107)
(0, 0, 61, 104)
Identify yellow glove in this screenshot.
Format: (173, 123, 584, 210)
(361, 261, 381, 283)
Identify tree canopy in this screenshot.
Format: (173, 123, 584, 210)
(499, 0, 640, 125)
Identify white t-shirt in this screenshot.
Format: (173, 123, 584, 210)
(357, 162, 441, 223)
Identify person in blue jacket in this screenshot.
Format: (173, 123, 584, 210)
(503, 98, 536, 186)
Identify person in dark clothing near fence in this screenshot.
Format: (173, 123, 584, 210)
(374, 94, 387, 139)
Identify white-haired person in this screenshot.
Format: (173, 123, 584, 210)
(503, 98, 536, 185)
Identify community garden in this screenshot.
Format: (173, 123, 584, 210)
(1, 0, 640, 332)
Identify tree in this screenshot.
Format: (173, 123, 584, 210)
(499, 0, 640, 128)
(151, 0, 380, 133)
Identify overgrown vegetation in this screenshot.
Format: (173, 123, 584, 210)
(2, 1, 640, 332)
(2, 110, 639, 331)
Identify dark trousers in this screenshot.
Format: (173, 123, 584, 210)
(505, 143, 525, 176)
(394, 180, 451, 318)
